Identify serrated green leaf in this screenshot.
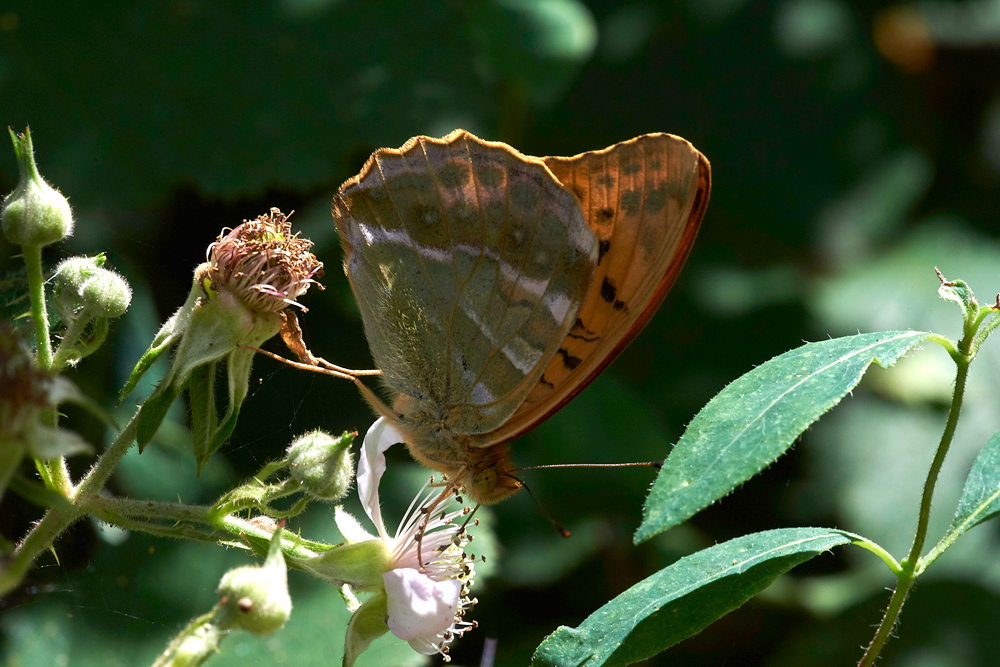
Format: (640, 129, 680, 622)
(946, 430, 1000, 542)
(636, 330, 932, 543)
(532, 528, 853, 667)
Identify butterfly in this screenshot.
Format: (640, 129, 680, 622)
(334, 130, 710, 505)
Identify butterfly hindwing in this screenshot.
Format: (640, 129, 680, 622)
(484, 133, 711, 444)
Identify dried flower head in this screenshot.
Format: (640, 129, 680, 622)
(204, 208, 323, 313)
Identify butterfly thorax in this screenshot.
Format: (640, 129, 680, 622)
(391, 394, 522, 505)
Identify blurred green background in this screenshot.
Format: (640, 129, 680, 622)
(2, 0, 1000, 665)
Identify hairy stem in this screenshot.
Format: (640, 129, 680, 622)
(858, 351, 970, 666)
(22, 244, 52, 369)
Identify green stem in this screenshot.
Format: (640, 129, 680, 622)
(2, 410, 140, 597)
(83, 493, 323, 560)
(905, 356, 969, 567)
(83, 494, 214, 525)
(845, 534, 901, 575)
(0, 504, 81, 596)
(926, 333, 958, 359)
(73, 410, 140, 499)
(858, 349, 970, 666)
(22, 244, 52, 369)
(51, 314, 91, 370)
(857, 573, 913, 667)
(20, 244, 74, 493)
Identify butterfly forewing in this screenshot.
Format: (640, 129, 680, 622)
(335, 130, 599, 436)
(485, 133, 711, 444)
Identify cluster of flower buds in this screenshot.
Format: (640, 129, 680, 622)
(49, 254, 132, 367)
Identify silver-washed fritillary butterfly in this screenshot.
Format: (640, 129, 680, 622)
(334, 130, 710, 504)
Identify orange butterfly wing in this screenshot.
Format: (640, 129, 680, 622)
(483, 133, 711, 445)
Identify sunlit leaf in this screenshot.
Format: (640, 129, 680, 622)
(946, 430, 1000, 542)
(636, 331, 932, 543)
(532, 527, 853, 667)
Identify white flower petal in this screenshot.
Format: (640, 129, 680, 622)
(334, 505, 376, 544)
(358, 417, 406, 540)
(383, 568, 461, 643)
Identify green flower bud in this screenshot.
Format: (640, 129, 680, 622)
(1, 128, 73, 248)
(286, 430, 356, 501)
(152, 611, 223, 667)
(216, 530, 291, 636)
(54, 255, 108, 319)
(80, 268, 132, 318)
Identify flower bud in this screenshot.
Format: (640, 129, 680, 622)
(80, 269, 132, 318)
(55, 255, 132, 320)
(1, 128, 73, 248)
(286, 430, 356, 501)
(216, 531, 291, 636)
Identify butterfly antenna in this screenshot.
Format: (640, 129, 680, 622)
(513, 461, 663, 471)
(506, 474, 571, 538)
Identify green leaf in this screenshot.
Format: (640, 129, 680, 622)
(532, 527, 853, 667)
(937, 275, 978, 323)
(636, 330, 933, 543)
(946, 430, 1000, 542)
(189, 361, 219, 474)
(135, 382, 179, 452)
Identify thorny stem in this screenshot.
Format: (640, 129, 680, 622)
(858, 343, 971, 666)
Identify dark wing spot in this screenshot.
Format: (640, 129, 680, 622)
(601, 277, 617, 303)
(539, 374, 555, 388)
(438, 161, 471, 189)
(477, 165, 504, 189)
(598, 239, 610, 263)
(645, 183, 667, 214)
(568, 317, 600, 341)
(613, 300, 627, 311)
(596, 174, 615, 188)
(651, 158, 661, 170)
(598, 207, 615, 221)
(557, 348, 582, 370)
(621, 191, 641, 216)
(622, 163, 641, 175)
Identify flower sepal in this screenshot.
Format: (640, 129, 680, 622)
(343, 592, 389, 667)
(289, 522, 393, 591)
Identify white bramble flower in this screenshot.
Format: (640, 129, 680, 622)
(336, 417, 478, 663)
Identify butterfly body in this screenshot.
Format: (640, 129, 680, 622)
(334, 130, 710, 504)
